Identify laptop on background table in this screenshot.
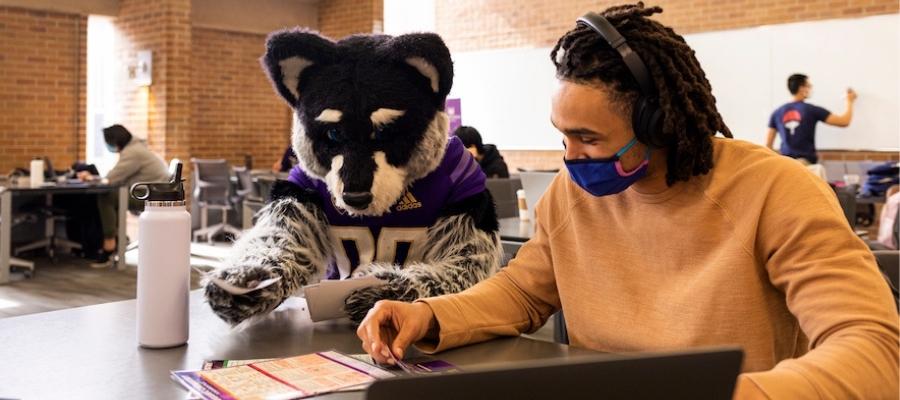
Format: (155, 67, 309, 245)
(519, 171, 557, 221)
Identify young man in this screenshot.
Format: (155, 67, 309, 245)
(766, 73, 857, 164)
(357, 3, 898, 399)
(454, 125, 511, 178)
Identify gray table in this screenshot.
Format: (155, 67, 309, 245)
(0, 291, 594, 400)
(0, 182, 128, 283)
(499, 217, 534, 243)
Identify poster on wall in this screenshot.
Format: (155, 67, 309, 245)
(446, 98, 461, 134)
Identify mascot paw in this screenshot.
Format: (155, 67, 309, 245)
(344, 284, 395, 323)
(204, 265, 286, 325)
(344, 272, 420, 323)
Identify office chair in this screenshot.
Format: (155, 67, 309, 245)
(191, 159, 242, 243)
(1, 213, 37, 278)
(234, 166, 263, 230)
(873, 250, 899, 310)
(833, 187, 857, 230)
(14, 158, 82, 261)
(233, 166, 261, 202)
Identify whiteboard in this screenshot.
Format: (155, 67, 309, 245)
(448, 14, 900, 151)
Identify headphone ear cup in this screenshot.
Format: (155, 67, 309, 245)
(632, 97, 664, 147)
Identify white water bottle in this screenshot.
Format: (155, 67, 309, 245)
(29, 158, 44, 187)
(132, 161, 190, 348)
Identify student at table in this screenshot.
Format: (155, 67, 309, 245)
(357, 3, 899, 399)
(78, 124, 168, 264)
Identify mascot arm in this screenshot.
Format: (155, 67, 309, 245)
(344, 189, 501, 322)
(204, 181, 332, 325)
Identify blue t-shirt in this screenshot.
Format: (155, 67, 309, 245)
(287, 136, 486, 279)
(768, 101, 831, 163)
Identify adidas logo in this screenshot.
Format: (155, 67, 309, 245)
(395, 191, 422, 211)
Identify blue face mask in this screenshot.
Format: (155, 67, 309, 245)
(106, 143, 118, 153)
(564, 137, 650, 197)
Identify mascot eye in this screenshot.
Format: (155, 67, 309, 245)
(372, 126, 386, 141)
(326, 128, 341, 143)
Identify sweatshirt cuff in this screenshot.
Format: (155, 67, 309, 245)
(737, 367, 819, 399)
(413, 296, 472, 354)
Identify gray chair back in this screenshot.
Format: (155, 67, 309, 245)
(485, 178, 522, 219)
(233, 166, 260, 201)
(874, 250, 899, 290)
(191, 158, 232, 208)
(873, 250, 899, 310)
(834, 187, 856, 229)
(256, 176, 277, 202)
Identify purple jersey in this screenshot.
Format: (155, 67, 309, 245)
(288, 136, 486, 279)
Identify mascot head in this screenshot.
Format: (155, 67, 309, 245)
(262, 29, 454, 216)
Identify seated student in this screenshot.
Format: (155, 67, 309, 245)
(78, 124, 168, 264)
(357, 4, 899, 399)
(454, 126, 510, 178)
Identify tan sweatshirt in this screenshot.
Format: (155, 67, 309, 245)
(418, 138, 899, 399)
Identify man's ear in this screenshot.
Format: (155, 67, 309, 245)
(261, 28, 337, 106)
(384, 33, 454, 107)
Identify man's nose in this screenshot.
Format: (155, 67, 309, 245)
(563, 138, 588, 160)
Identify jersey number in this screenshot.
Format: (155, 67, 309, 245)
(329, 227, 426, 277)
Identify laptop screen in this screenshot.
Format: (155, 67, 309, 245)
(366, 347, 743, 400)
(519, 171, 557, 221)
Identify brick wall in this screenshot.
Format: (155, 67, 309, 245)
(318, 0, 383, 40)
(436, 0, 900, 52)
(0, 6, 86, 173)
(190, 27, 292, 169)
(114, 0, 192, 163)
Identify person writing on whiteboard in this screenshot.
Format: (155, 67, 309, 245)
(357, 3, 898, 399)
(766, 73, 857, 164)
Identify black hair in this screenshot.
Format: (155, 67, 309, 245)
(787, 73, 808, 95)
(454, 125, 484, 153)
(102, 124, 133, 151)
(550, 2, 732, 186)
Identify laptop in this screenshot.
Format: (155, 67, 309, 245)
(519, 171, 557, 221)
(43, 156, 57, 180)
(366, 347, 743, 400)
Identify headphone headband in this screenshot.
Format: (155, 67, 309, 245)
(576, 12, 655, 96)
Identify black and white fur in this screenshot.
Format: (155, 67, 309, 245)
(204, 29, 502, 324)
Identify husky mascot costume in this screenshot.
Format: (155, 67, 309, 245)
(204, 29, 502, 325)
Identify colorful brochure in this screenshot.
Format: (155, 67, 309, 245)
(172, 351, 394, 400)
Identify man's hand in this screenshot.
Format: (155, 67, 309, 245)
(76, 170, 94, 182)
(846, 88, 857, 102)
(356, 300, 437, 365)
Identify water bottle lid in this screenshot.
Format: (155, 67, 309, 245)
(130, 160, 186, 202)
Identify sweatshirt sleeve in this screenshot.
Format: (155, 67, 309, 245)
(415, 202, 562, 353)
(736, 160, 899, 399)
(105, 146, 142, 185)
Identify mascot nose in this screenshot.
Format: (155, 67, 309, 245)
(342, 192, 373, 209)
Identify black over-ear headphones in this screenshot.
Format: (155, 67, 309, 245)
(576, 12, 664, 147)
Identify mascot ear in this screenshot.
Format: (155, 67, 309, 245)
(387, 33, 454, 105)
(261, 28, 336, 106)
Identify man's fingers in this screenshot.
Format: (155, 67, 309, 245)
(362, 301, 397, 364)
(391, 324, 419, 359)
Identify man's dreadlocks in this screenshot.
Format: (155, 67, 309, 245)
(551, 2, 732, 185)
